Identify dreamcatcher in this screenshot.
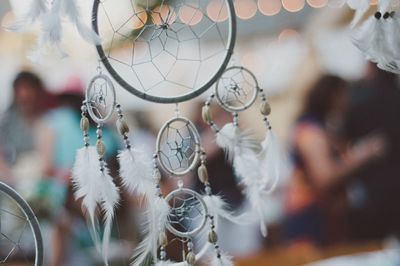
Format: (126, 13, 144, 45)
(0, 182, 43, 266)
(202, 66, 282, 237)
(72, 0, 239, 265)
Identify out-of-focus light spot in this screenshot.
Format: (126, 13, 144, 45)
(278, 28, 300, 42)
(307, 0, 328, 8)
(207, 0, 229, 22)
(258, 0, 282, 16)
(132, 6, 148, 29)
(151, 4, 177, 26)
(370, 0, 378, 5)
(179, 4, 203, 25)
(235, 0, 258, 20)
(282, 0, 305, 12)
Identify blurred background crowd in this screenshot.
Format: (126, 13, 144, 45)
(1, 0, 400, 266)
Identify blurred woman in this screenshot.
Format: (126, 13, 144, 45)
(284, 75, 384, 248)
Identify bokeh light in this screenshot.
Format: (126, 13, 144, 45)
(151, 4, 177, 26)
(234, 0, 258, 20)
(307, 0, 328, 8)
(132, 6, 148, 30)
(207, 0, 229, 22)
(282, 0, 305, 12)
(258, 0, 282, 16)
(179, 4, 203, 25)
(278, 28, 300, 42)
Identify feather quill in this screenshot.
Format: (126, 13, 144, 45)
(209, 253, 234, 266)
(62, 0, 101, 44)
(131, 196, 170, 266)
(6, 0, 47, 32)
(72, 147, 120, 266)
(216, 123, 259, 161)
(118, 148, 154, 197)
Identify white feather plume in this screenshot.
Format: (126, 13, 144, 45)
(131, 196, 170, 266)
(209, 253, 234, 266)
(351, 0, 400, 73)
(6, 0, 47, 32)
(62, 0, 101, 44)
(216, 123, 259, 161)
(203, 194, 252, 228)
(72, 146, 120, 266)
(118, 148, 154, 198)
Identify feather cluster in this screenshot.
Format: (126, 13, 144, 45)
(131, 196, 170, 266)
(330, 0, 370, 27)
(7, 0, 101, 60)
(232, 130, 283, 237)
(72, 147, 120, 266)
(216, 123, 260, 161)
(351, 0, 400, 73)
(118, 148, 154, 198)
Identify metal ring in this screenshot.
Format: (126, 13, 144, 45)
(0, 182, 43, 266)
(215, 66, 259, 113)
(165, 188, 208, 238)
(92, 0, 237, 103)
(85, 74, 116, 124)
(156, 116, 201, 176)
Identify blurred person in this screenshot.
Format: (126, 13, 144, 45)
(344, 64, 400, 241)
(285, 75, 384, 248)
(36, 76, 122, 266)
(0, 71, 51, 182)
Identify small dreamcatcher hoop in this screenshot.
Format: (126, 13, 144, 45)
(85, 73, 116, 124)
(156, 116, 201, 176)
(215, 66, 259, 112)
(165, 188, 207, 238)
(92, 0, 236, 103)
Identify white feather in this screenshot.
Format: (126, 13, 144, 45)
(203, 195, 252, 227)
(118, 148, 154, 198)
(131, 196, 170, 266)
(209, 253, 234, 266)
(216, 123, 259, 161)
(72, 147, 120, 265)
(155, 260, 175, 266)
(62, 0, 101, 44)
(6, 0, 47, 32)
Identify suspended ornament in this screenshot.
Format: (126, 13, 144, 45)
(7, 0, 101, 61)
(351, 0, 400, 74)
(130, 113, 234, 265)
(202, 66, 282, 237)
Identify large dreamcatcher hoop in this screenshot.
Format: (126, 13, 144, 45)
(92, 0, 237, 103)
(0, 182, 43, 266)
(156, 117, 201, 176)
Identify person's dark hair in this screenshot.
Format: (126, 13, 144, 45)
(300, 75, 347, 123)
(13, 71, 45, 92)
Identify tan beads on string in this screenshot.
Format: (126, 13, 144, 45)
(260, 101, 271, 116)
(208, 230, 218, 244)
(198, 164, 209, 184)
(116, 118, 130, 136)
(80, 117, 89, 132)
(186, 252, 196, 265)
(202, 105, 213, 125)
(96, 140, 106, 156)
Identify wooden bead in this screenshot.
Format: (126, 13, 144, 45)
(186, 252, 196, 265)
(80, 117, 89, 132)
(202, 106, 212, 125)
(260, 102, 271, 116)
(116, 119, 130, 136)
(159, 231, 168, 246)
(197, 164, 209, 184)
(208, 230, 218, 244)
(96, 140, 106, 156)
